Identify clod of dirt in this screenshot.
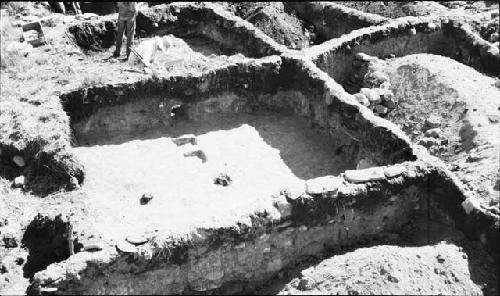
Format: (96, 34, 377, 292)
(183, 148, 208, 163)
(139, 193, 154, 205)
(2, 234, 18, 248)
(214, 173, 232, 187)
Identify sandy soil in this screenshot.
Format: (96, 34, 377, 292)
(369, 54, 500, 211)
(73, 113, 350, 243)
(277, 243, 483, 295)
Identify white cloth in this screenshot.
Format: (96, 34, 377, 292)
(128, 36, 172, 67)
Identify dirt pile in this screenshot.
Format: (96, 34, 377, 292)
(217, 2, 312, 49)
(278, 243, 482, 295)
(336, 1, 449, 18)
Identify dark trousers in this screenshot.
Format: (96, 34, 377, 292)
(114, 17, 136, 57)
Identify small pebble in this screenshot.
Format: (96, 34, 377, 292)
(436, 254, 445, 263)
(140, 193, 154, 205)
(409, 27, 417, 35)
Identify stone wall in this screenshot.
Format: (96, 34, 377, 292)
(31, 161, 429, 294)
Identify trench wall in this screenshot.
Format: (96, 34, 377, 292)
(68, 3, 285, 58)
(32, 161, 429, 294)
(285, 2, 387, 41)
(307, 16, 500, 83)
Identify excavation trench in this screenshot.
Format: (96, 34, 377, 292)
(309, 17, 500, 94)
(29, 57, 498, 294)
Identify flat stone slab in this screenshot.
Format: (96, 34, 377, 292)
(384, 164, 406, 178)
(344, 167, 385, 183)
(306, 176, 342, 195)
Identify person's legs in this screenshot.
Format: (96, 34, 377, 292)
(114, 19, 126, 57)
(125, 17, 136, 59)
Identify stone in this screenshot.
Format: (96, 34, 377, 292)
(306, 176, 342, 195)
(384, 164, 406, 178)
(423, 115, 441, 130)
(344, 167, 385, 183)
(172, 134, 197, 146)
(13, 176, 25, 188)
(356, 158, 376, 170)
(184, 149, 208, 163)
(126, 235, 148, 245)
(116, 240, 137, 253)
(354, 93, 370, 106)
(355, 52, 378, 62)
(273, 194, 292, 218)
(367, 71, 390, 85)
(417, 137, 440, 148)
(462, 197, 480, 214)
(360, 88, 381, 104)
(490, 32, 499, 43)
(214, 173, 232, 186)
(3, 234, 18, 248)
(12, 155, 25, 167)
(83, 242, 104, 252)
(140, 193, 154, 205)
(427, 22, 437, 31)
(373, 105, 388, 114)
(436, 254, 445, 263)
(409, 27, 417, 35)
(424, 128, 441, 138)
(0, 264, 7, 274)
(67, 176, 80, 190)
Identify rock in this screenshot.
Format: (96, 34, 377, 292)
(436, 254, 445, 263)
(490, 32, 499, 43)
(172, 134, 197, 146)
(67, 176, 80, 190)
(12, 155, 25, 167)
(462, 197, 480, 214)
(355, 52, 378, 62)
(354, 93, 370, 106)
(360, 88, 381, 104)
(0, 264, 7, 274)
(373, 105, 388, 114)
(116, 240, 137, 253)
(466, 152, 485, 162)
(306, 176, 342, 195)
(297, 278, 315, 291)
(13, 176, 25, 188)
(15, 257, 24, 265)
(417, 137, 440, 148)
(126, 235, 148, 245)
(214, 173, 232, 187)
(409, 27, 417, 35)
(423, 115, 441, 130)
(184, 149, 208, 163)
(83, 242, 104, 252)
(366, 71, 390, 86)
(427, 22, 437, 31)
(140, 193, 154, 205)
(344, 167, 385, 183)
(273, 194, 292, 218)
(384, 164, 406, 178)
(63, 16, 75, 24)
(424, 128, 441, 138)
(3, 234, 18, 248)
(356, 158, 376, 170)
